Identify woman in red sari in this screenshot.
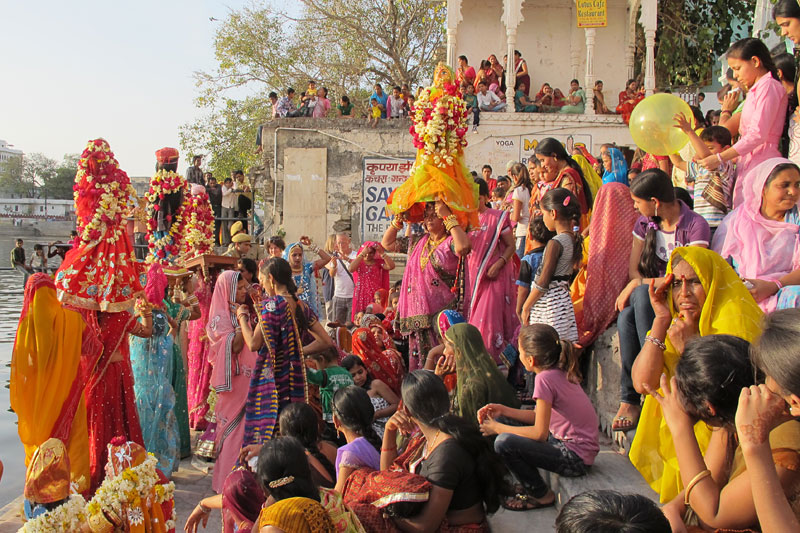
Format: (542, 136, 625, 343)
(352, 326, 405, 396)
(466, 179, 518, 365)
(616, 78, 644, 123)
(53, 139, 152, 490)
(349, 241, 394, 322)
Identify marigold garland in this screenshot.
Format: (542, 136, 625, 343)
(181, 189, 215, 259)
(409, 72, 469, 169)
(145, 169, 187, 264)
(72, 139, 138, 246)
(20, 494, 88, 533)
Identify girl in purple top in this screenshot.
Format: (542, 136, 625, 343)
(612, 169, 710, 433)
(697, 38, 787, 208)
(331, 386, 382, 493)
(478, 324, 599, 511)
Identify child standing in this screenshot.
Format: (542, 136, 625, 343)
(516, 216, 556, 322)
(462, 83, 480, 132)
(312, 87, 331, 118)
(29, 244, 47, 274)
(387, 86, 406, 118)
(478, 324, 599, 510)
(306, 347, 354, 432)
(369, 97, 381, 127)
(669, 120, 735, 235)
(520, 188, 582, 342)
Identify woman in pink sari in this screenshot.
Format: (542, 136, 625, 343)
(572, 182, 639, 347)
(187, 276, 213, 430)
(206, 270, 259, 492)
(466, 179, 518, 365)
(381, 201, 472, 370)
(349, 241, 394, 322)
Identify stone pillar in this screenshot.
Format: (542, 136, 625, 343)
(505, 28, 517, 112)
(640, 0, 657, 95)
(584, 28, 596, 115)
(446, 28, 458, 69)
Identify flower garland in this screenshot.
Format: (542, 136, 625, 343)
(20, 494, 88, 533)
(181, 189, 215, 259)
(145, 169, 187, 264)
(72, 139, 138, 246)
(409, 68, 469, 169)
(84, 453, 175, 532)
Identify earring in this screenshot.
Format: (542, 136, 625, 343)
(654, 205, 658, 218)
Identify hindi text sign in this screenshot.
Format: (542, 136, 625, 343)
(361, 157, 415, 242)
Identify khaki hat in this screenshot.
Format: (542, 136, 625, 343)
(229, 221, 244, 237)
(232, 233, 251, 244)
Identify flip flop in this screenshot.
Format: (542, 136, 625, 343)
(611, 415, 637, 432)
(501, 493, 555, 511)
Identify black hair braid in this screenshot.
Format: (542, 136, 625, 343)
(332, 386, 382, 453)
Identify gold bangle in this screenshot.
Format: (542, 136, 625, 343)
(443, 214, 459, 232)
(391, 218, 404, 230)
(684, 469, 712, 506)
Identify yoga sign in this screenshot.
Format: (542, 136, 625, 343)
(361, 157, 415, 242)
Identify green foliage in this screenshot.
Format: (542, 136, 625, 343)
(180, 0, 444, 176)
(0, 153, 78, 200)
(653, 0, 756, 86)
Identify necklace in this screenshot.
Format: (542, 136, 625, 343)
(420, 234, 447, 270)
(422, 429, 442, 460)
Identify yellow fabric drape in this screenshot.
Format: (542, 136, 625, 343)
(573, 154, 602, 201)
(629, 247, 763, 502)
(10, 282, 89, 492)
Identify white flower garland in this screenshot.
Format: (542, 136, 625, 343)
(19, 494, 87, 533)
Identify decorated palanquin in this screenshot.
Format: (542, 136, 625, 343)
(145, 149, 188, 266)
(55, 139, 145, 311)
(387, 62, 479, 229)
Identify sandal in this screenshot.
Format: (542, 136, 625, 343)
(501, 492, 555, 511)
(611, 415, 637, 432)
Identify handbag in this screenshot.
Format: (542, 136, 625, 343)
(701, 165, 732, 214)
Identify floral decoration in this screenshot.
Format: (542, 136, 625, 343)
(181, 189, 215, 258)
(145, 169, 187, 264)
(20, 494, 87, 533)
(84, 453, 175, 532)
(72, 139, 138, 246)
(409, 64, 469, 169)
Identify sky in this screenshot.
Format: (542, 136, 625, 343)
(0, 0, 266, 177)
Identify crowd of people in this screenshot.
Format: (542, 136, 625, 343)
(9, 5, 800, 531)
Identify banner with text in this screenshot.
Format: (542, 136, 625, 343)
(576, 0, 607, 28)
(464, 134, 594, 174)
(361, 157, 415, 242)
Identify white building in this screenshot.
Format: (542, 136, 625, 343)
(446, 0, 659, 168)
(0, 198, 74, 218)
(0, 139, 23, 166)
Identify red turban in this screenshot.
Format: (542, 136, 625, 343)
(155, 147, 179, 164)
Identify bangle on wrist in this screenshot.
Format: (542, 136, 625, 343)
(684, 469, 712, 506)
(774, 279, 784, 290)
(716, 153, 724, 165)
(381, 446, 397, 452)
(645, 335, 666, 351)
(721, 110, 732, 116)
(198, 502, 211, 514)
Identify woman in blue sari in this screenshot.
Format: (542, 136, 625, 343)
(602, 147, 629, 185)
(282, 239, 332, 319)
(130, 305, 180, 476)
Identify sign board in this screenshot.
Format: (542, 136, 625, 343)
(361, 157, 415, 242)
(576, 0, 607, 28)
(464, 134, 594, 173)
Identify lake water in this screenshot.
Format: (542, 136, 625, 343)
(0, 235, 67, 507)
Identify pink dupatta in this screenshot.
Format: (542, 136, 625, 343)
(206, 270, 258, 491)
(713, 157, 800, 312)
(466, 208, 518, 363)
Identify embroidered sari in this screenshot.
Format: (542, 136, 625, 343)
(130, 308, 180, 476)
(207, 271, 260, 492)
(352, 327, 405, 396)
(187, 277, 213, 429)
(351, 241, 390, 322)
(87, 310, 145, 491)
(11, 274, 98, 494)
(466, 208, 519, 364)
(398, 234, 460, 370)
(243, 295, 311, 446)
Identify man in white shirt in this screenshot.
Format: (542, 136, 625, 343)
(221, 177, 237, 244)
(326, 233, 357, 325)
(477, 81, 507, 112)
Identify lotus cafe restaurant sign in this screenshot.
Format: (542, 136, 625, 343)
(576, 0, 607, 28)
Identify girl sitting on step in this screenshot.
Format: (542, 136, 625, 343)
(478, 324, 599, 511)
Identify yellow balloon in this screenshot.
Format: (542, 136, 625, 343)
(629, 94, 693, 156)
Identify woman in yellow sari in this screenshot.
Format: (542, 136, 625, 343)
(628, 247, 763, 502)
(10, 273, 99, 493)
